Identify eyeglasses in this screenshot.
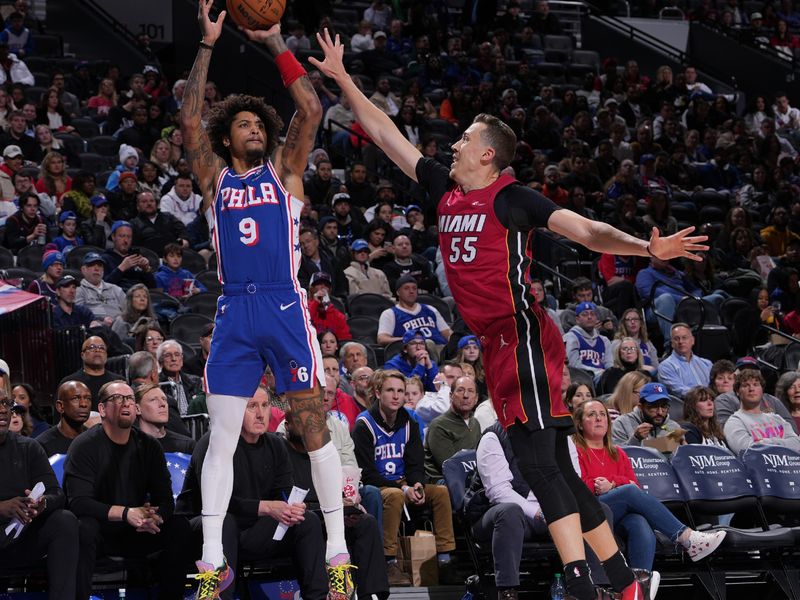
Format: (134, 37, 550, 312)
(84, 344, 107, 352)
(620, 346, 638, 353)
(161, 352, 182, 360)
(355, 375, 371, 381)
(102, 394, 135, 405)
(146, 336, 164, 343)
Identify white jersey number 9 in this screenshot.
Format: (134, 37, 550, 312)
(239, 217, 259, 246)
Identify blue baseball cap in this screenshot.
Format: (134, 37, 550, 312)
(110, 220, 132, 235)
(58, 210, 77, 223)
(402, 329, 426, 344)
(640, 382, 670, 404)
(405, 204, 422, 216)
(457, 335, 480, 350)
(42, 251, 64, 270)
(82, 252, 104, 266)
(351, 239, 369, 252)
(90, 195, 108, 207)
(575, 301, 598, 316)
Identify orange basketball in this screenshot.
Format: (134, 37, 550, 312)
(226, 0, 286, 30)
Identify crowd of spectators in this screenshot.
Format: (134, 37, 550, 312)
(6, 0, 800, 597)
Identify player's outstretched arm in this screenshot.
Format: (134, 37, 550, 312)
(548, 209, 709, 261)
(181, 0, 227, 213)
(310, 29, 422, 182)
(241, 25, 322, 197)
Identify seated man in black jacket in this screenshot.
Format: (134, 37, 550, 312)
(35, 380, 91, 456)
(0, 390, 79, 600)
(380, 234, 437, 293)
(131, 190, 190, 256)
(102, 220, 157, 291)
(134, 383, 195, 454)
(64, 381, 193, 600)
(351, 369, 457, 584)
(177, 391, 329, 600)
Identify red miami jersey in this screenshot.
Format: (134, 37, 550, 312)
(437, 173, 533, 334)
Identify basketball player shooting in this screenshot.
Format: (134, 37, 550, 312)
(181, 4, 353, 599)
(311, 30, 714, 600)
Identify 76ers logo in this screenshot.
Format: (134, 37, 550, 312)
(289, 360, 310, 383)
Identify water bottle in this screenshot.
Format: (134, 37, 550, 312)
(550, 573, 565, 600)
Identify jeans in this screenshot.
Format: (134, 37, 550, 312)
(601, 484, 687, 570)
(650, 292, 728, 345)
(360, 484, 384, 534)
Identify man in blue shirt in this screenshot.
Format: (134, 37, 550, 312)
(52, 275, 98, 330)
(658, 323, 712, 398)
(635, 257, 726, 345)
(383, 329, 439, 392)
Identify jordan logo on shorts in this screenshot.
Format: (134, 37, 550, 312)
(499, 334, 510, 348)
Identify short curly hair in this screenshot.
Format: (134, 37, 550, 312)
(207, 94, 283, 165)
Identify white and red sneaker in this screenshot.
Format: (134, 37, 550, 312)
(686, 530, 727, 562)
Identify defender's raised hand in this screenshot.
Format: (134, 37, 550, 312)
(198, 0, 226, 46)
(648, 226, 709, 262)
(308, 28, 346, 81)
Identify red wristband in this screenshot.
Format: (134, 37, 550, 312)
(275, 50, 306, 88)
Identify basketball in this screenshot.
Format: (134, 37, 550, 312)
(226, 0, 286, 30)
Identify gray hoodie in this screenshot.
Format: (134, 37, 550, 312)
(611, 406, 682, 447)
(715, 391, 798, 434)
(564, 325, 613, 376)
(723, 409, 800, 454)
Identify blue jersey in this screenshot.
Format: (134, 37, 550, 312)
(211, 163, 303, 285)
(356, 410, 411, 481)
(571, 331, 606, 370)
(391, 304, 447, 345)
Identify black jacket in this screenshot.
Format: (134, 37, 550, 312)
(101, 249, 157, 291)
(131, 211, 188, 256)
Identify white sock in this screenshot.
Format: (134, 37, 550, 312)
(308, 440, 347, 560)
(201, 393, 249, 567)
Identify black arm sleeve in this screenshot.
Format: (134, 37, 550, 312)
(493, 183, 563, 232)
(414, 157, 452, 215)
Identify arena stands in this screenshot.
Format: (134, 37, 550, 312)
(6, 0, 800, 597)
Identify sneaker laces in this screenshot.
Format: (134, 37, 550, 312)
(327, 562, 357, 595)
(194, 568, 224, 598)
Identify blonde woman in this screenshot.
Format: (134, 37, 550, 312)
(35, 151, 72, 204)
(88, 78, 118, 119)
(608, 371, 650, 420)
(611, 308, 658, 374)
(150, 138, 177, 184)
(598, 337, 650, 395)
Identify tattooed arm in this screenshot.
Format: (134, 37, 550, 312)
(180, 0, 226, 214)
(242, 26, 322, 199)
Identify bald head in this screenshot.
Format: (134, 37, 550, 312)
(56, 380, 92, 427)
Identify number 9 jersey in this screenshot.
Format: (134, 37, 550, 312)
(203, 162, 325, 398)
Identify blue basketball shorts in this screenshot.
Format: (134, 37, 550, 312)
(203, 281, 324, 398)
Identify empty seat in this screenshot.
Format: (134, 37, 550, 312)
(543, 34, 573, 50)
(71, 118, 101, 139)
(78, 152, 110, 174)
(31, 34, 62, 57)
(15, 244, 44, 271)
(183, 292, 219, 320)
(179, 248, 207, 274)
(570, 49, 600, 70)
(24, 86, 47, 103)
(348, 293, 394, 319)
(170, 313, 213, 348)
(195, 270, 221, 294)
(0, 246, 13, 268)
(347, 315, 379, 342)
(87, 135, 121, 157)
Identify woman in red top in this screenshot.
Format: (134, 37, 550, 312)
(573, 400, 726, 573)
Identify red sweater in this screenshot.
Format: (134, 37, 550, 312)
(330, 389, 360, 431)
(577, 445, 639, 490)
(308, 299, 352, 341)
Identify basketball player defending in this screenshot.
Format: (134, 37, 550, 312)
(182, 5, 353, 599)
(311, 32, 725, 600)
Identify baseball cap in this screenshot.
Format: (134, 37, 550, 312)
(639, 153, 655, 165)
(3, 145, 22, 159)
(42, 251, 64, 270)
(310, 271, 333, 288)
(331, 192, 351, 207)
(735, 356, 759, 370)
(75, 60, 90, 70)
(751, 11, 763, 19)
(402, 329, 425, 344)
(395, 274, 417, 288)
(640, 382, 670, 404)
(90, 195, 108, 208)
(575, 301, 598, 316)
(110, 220, 132, 235)
(82, 252, 104, 266)
(318, 215, 337, 230)
(604, 98, 619, 107)
(0, 358, 10, 376)
(351, 239, 369, 252)
(56, 275, 78, 288)
(58, 210, 77, 223)
(405, 204, 422, 216)
(457, 335, 481, 350)
(119, 171, 137, 183)
(373, 30, 387, 39)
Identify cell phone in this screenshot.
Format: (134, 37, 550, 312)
(129, 247, 142, 256)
